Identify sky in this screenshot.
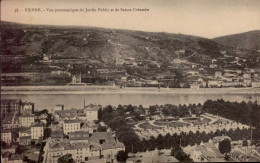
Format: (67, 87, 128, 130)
(1, 0, 260, 38)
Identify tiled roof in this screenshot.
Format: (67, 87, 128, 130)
(21, 113, 34, 117)
(31, 123, 44, 127)
(20, 136, 31, 140)
(64, 119, 82, 124)
(88, 132, 125, 150)
(10, 154, 23, 160)
(19, 127, 31, 133)
(84, 104, 101, 111)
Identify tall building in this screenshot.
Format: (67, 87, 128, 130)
(31, 123, 44, 140)
(1, 129, 13, 144)
(20, 113, 35, 127)
(83, 104, 100, 121)
(1, 99, 22, 115)
(63, 119, 81, 135)
(21, 102, 34, 114)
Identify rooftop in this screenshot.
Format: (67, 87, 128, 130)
(20, 136, 32, 140)
(31, 122, 44, 127)
(88, 132, 125, 150)
(84, 104, 101, 111)
(64, 119, 82, 124)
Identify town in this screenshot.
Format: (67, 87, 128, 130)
(1, 22, 260, 89)
(1, 98, 260, 162)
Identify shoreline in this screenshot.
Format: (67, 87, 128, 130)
(1, 86, 260, 95)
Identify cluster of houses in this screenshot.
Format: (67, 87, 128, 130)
(189, 66, 260, 89)
(1, 99, 126, 163)
(182, 136, 260, 162)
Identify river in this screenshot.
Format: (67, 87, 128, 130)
(1, 87, 260, 110)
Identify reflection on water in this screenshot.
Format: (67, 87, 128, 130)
(1, 93, 258, 111)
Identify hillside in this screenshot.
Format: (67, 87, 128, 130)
(213, 30, 260, 51)
(1, 21, 259, 75)
(1, 21, 228, 65)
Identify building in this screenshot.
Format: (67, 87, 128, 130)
(190, 83, 200, 90)
(211, 59, 217, 63)
(55, 110, 77, 120)
(208, 80, 222, 88)
(243, 73, 251, 79)
(69, 131, 90, 144)
(1, 129, 13, 144)
(1, 99, 22, 115)
(1, 145, 17, 154)
(46, 141, 101, 163)
(71, 73, 82, 84)
(50, 130, 63, 140)
(53, 104, 64, 112)
(252, 82, 260, 88)
(80, 122, 96, 133)
(187, 71, 199, 76)
(31, 123, 44, 140)
(83, 104, 100, 121)
(209, 64, 218, 69)
(2, 113, 21, 129)
(19, 136, 32, 146)
(215, 71, 222, 78)
(63, 119, 81, 135)
(88, 132, 125, 162)
(230, 146, 260, 162)
(2, 154, 23, 163)
(19, 127, 31, 138)
(20, 113, 35, 127)
(183, 141, 225, 162)
(21, 102, 34, 114)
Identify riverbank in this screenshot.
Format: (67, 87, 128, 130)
(1, 86, 260, 95)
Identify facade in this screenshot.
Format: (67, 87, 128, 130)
(1, 130, 13, 144)
(208, 80, 222, 88)
(1, 99, 22, 115)
(215, 71, 222, 78)
(252, 82, 260, 88)
(88, 132, 125, 161)
(20, 113, 35, 127)
(31, 123, 44, 139)
(54, 104, 64, 111)
(19, 136, 31, 146)
(19, 127, 31, 138)
(190, 84, 200, 90)
(63, 120, 81, 135)
(46, 132, 125, 163)
(46, 141, 101, 163)
(2, 154, 23, 163)
(83, 105, 100, 121)
(183, 142, 225, 162)
(2, 114, 21, 129)
(21, 102, 34, 114)
(69, 131, 90, 144)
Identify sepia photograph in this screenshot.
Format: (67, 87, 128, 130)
(1, 0, 260, 162)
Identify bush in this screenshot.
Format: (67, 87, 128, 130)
(116, 150, 128, 162)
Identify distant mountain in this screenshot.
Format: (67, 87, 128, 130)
(213, 30, 260, 51)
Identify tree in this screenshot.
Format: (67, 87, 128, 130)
(58, 154, 75, 163)
(116, 150, 128, 162)
(242, 139, 248, 146)
(218, 138, 231, 160)
(149, 106, 157, 115)
(171, 146, 193, 162)
(97, 126, 108, 132)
